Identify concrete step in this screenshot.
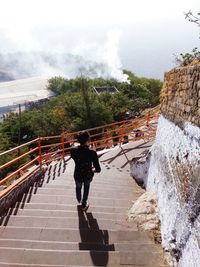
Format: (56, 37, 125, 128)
(19, 188, 138, 203)
(0, 247, 120, 266)
(43, 175, 135, 184)
(0, 239, 160, 252)
(23, 182, 136, 193)
(37, 184, 74, 190)
(41, 182, 137, 191)
(0, 227, 154, 244)
(40, 192, 139, 201)
(41, 177, 139, 185)
(39, 184, 137, 194)
(44, 174, 134, 183)
(119, 251, 166, 266)
(41, 174, 134, 183)
(0, 262, 169, 267)
(31, 188, 141, 199)
(43, 169, 132, 178)
(0, 239, 115, 251)
(0, 264, 102, 267)
(41, 172, 136, 182)
(14, 203, 128, 213)
(0, 247, 165, 266)
(0, 264, 169, 267)
(26, 194, 135, 207)
(89, 182, 138, 190)
(6, 208, 125, 221)
(39, 184, 139, 194)
(0, 215, 136, 231)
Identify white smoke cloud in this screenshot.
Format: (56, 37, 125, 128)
(103, 30, 129, 82)
(70, 29, 129, 81)
(0, 25, 129, 82)
(1, 0, 198, 81)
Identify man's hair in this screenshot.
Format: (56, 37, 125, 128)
(76, 131, 90, 145)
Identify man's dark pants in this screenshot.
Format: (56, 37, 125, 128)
(75, 179, 91, 208)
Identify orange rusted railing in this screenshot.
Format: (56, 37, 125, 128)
(0, 114, 159, 192)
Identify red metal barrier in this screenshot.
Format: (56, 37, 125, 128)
(0, 114, 159, 189)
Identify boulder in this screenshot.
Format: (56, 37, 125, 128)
(128, 191, 160, 232)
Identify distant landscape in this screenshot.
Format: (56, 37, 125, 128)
(0, 50, 163, 176)
(0, 67, 162, 145)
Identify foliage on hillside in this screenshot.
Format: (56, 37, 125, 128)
(175, 48, 200, 67)
(0, 70, 162, 154)
(174, 11, 200, 67)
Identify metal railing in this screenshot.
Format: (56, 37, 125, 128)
(0, 114, 159, 195)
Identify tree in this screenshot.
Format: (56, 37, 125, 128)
(0, 70, 162, 151)
(99, 92, 131, 120)
(173, 10, 200, 67)
(175, 48, 200, 66)
(79, 75, 92, 128)
(48, 76, 81, 95)
(61, 92, 112, 131)
(0, 132, 13, 152)
(185, 10, 200, 34)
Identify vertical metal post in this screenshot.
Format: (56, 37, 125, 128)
(17, 104, 22, 147)
(17, 104, 22, 160)
(146, 112, 150, 127)
(61, 135, 65, 159)
(37, 138, 42, 168)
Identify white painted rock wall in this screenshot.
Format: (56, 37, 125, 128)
(147, 115, 200, 267)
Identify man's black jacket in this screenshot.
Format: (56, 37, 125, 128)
(70, 145, 101, 182)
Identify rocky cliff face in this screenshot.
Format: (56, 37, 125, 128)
(160, 64, 200, 127)
(147, 64, 200, 267)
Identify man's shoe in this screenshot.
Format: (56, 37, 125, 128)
(82, 203, 89, 212)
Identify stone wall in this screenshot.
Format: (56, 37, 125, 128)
(160, 64, 200, 127)
(146, 64, 200, 267)
(160, 64, 200, 201)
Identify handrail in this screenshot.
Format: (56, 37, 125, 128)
(0, 114, 159, 189)
(0, 138, 39, 157)
(0, 156, 39, 186)
(0, 165, 40, 201)
(62, 114, 158, 138)
(0, 147, 38, 171)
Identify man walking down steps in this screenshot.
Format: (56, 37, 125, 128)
(70, 131, 101, 211)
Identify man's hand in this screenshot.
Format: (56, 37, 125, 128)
(92, 168, 100, 174)
(90, 143, 96, 151)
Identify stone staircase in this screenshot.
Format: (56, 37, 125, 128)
(0, 141, 168, 266)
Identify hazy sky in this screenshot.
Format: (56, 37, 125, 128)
(0, 0, 199, 80)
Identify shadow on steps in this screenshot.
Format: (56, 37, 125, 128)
(77, 206, 115, 266)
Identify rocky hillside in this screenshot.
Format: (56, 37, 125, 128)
(147, 64, 200, 267)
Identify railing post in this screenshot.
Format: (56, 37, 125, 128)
(37, 138, 42, 168)
(146, 112, 150, 127)
(61, 135, 65, 159)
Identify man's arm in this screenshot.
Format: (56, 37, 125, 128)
(70, 147, 76, 159)
(92, 152, 101, 173)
